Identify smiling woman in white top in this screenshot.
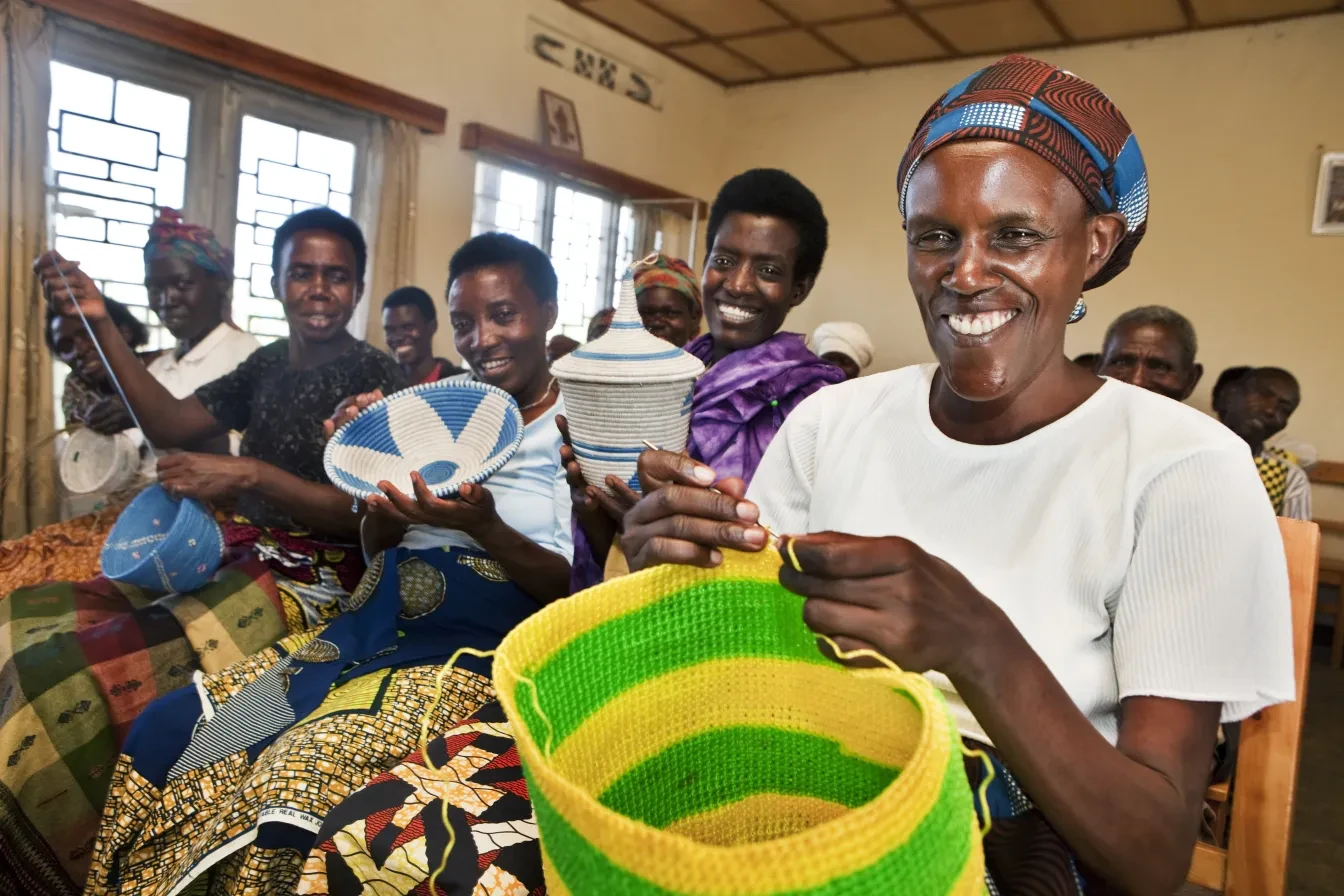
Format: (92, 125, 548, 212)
(621, 55, 1293, 895)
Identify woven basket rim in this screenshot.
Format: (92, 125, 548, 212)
(554, 368, 703, 386)
(101, 484, 225, 582)
(493, 553, 970, 876)
(321, 379, 525, 502)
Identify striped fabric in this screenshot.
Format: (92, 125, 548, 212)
(495, 548, 985, 894)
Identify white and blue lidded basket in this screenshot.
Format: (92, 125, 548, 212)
(551, 260, 705, 495)
(101, 484, 225, 593)
(323, 379, 525, 502)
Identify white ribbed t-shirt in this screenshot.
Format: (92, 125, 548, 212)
(746, 364, 1295, 746)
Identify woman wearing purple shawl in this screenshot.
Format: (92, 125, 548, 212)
(566, 169, 845, 591)
(297, 170, 844, 895)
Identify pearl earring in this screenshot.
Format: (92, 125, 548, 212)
(1067, 297, 1087, 324)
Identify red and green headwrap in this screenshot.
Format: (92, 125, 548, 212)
(632, 253, 701, 318)
(143, 207, 233, 278)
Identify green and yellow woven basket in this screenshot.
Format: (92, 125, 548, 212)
(494, 549, 986, 895)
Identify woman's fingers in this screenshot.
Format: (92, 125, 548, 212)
(636, 449, 715, 492)
(628, 511, 767, 552)
(366, 493, 416, 526)
(782, 533, 919, 579)
(378, 482, 427, 524)
(592, 487, 632, 523)
(631, 535, 724, 570)
(625, 482, 758, 528)
(605, 475, 641, 510)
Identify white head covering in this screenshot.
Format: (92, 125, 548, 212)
(810, 321, 874, 371)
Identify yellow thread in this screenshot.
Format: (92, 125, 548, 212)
(419, 646, 495, 895)
(418, 645, 557, 894)
(783, 536, 803, 573)
(959, 743, 996, 841)
(815, 634, 995, 842)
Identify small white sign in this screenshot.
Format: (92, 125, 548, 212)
(527, 17, 663, 111)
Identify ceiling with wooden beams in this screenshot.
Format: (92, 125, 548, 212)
(561, 0, 1342, 85)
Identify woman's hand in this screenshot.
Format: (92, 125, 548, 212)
(557, 415, 638, 528)
(322, 390, 385, 441)
(368, 473, 499, 538)
(34, 251, 107, 321)
(157, 453, 259, 502)
(621, 451, 767, 572)
(81, 396, 134, 435)
(779, 533, 1011, 682)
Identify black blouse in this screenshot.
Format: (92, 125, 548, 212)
(195, 339, 405, 533)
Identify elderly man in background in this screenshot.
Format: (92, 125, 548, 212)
(1096, 305, 1203, 401)
(810, 320, 874, 380)
(1213, 366, 1312, 521)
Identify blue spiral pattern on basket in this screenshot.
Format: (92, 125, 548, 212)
(322, 380, 524, 502)
(101, 484, 225, 593)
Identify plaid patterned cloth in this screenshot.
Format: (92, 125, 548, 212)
(0, 556, 287, 896)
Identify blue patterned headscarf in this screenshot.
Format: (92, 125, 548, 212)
(897, 54, 1148, 291)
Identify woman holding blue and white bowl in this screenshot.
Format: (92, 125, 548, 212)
(82, 233, 574, 896)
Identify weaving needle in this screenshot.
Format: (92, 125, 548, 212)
(639, 440, 779, 545)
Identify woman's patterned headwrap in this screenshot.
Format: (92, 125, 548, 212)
(897, 55, 1148, 291)
(143, 208, 234, 278)
(632, 253, 702, 318)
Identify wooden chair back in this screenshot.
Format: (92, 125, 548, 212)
(1187, 518, 1320, 894)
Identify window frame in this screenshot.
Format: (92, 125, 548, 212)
(48, 22, 381, 343)
(470, 156, 629, 339)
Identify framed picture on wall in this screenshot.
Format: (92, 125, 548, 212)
(1312, 152, 1344, 235)
(540, 89, 583, 156)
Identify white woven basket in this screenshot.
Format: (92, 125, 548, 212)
(59, 428, 141, 496)
(552, 260, 704, 494)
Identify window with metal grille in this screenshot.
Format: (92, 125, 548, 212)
(44, 25, 377, 426)
(471, 161, 636, 341)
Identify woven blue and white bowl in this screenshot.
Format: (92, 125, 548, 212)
(323, 380, 525, 502)
(101, 484, 225, 593)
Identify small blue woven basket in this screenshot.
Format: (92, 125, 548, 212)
(323, 380, 525, 502)
(101, 484, 225, 593)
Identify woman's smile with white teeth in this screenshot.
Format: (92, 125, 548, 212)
(717, 302, 761, 325)
(945, 309, 1019, 337)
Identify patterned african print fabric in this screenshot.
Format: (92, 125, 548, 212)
(1255, 450, 1311, 520)
(222, 520, 366, 630)
(299, 700, 541, 896)
(633, 252, 701, 316)
(897, 54, 1148, 290)
(84, 546, 541, 896)
(0, 498, 130, 595)
(1255, 453, 1290, 515)
(143, 208, 233, 278)
(0, 555, 286, 896)
(300, 719, 1103, 896)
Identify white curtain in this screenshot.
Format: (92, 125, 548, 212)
(362, 118, 420, 348)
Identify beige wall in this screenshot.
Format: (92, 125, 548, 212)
(139, 0, 730, 349)
(130, 3, 1343, 462)
(720, 13, 1344, 460)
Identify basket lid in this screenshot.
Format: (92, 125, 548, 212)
(551, 257, 705, 385)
